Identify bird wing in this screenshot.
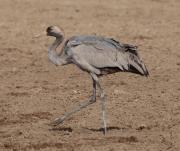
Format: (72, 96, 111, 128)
(65, 35, 149, 75)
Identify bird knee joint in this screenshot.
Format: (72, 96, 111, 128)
(90, 97, 96, 103)
(100, 92, 105, 99)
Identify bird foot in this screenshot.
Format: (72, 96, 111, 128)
(50, 117, 65, 126)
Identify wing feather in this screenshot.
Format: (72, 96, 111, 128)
(65, 35, 149, 76)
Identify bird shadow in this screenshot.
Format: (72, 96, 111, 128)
(49, 126, 125, 133)
(49, 127, 73, 132)
(83, 126, 125, 132)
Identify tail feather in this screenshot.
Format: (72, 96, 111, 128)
(121, 43, 149, 76)
(141, 62, 149, 76)
(128, 54, 149, 76)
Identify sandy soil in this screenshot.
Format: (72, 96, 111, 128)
(0, 0, 180, 150)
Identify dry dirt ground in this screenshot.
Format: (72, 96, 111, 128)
(0, 0, 180, 150)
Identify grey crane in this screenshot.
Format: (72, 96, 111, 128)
(46, 26, 149, 134)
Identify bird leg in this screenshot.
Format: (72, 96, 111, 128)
(91, 73, 107, 135)
(97, 82, 107, 135)
(51, 79, 96, 126)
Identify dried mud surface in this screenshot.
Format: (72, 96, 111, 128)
(0, 0, 180, 150)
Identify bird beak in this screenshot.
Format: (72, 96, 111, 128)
(33, 31, 46, 38)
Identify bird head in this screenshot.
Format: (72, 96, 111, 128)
(46, 26, 64, 38)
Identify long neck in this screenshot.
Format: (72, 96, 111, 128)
(48, 36, 67, 65)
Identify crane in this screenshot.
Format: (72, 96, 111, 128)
(46, 26, 149, 134)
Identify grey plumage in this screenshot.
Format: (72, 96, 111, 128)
(63, 35, 149, 76)
(46, 26, 149, 134)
